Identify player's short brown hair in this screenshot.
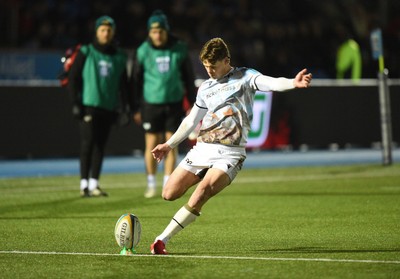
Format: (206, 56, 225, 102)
(199, 38, 231, 64)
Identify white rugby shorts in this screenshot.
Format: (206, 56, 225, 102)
(178, 142, 246, 182)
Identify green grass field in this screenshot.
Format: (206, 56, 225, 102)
(1, 163, 399, 278)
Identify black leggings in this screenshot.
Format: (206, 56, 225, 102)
(79, 107, 117, 180)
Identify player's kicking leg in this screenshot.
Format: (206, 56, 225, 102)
(151, 167, 230, 254)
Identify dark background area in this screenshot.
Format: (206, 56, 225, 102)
(1, 0, 400, 78)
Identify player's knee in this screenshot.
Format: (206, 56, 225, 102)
(161, 191, 175, 201)
(161, 187, 179, 201)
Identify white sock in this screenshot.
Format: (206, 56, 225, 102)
(88, 178, 98, 191)
(80, 179, 88, 190)
(163, 175, 170, 188)
(156, 204, 200, 244)
(147, 175, 156, 189)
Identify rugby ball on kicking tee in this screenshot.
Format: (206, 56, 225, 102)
(114, 213, 141, 249)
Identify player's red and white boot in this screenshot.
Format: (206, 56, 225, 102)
(150, 240, 168, 255)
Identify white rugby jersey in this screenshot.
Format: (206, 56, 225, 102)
(195, 67, 263, 147)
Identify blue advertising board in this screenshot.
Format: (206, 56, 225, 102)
(0, 51, 63, 80)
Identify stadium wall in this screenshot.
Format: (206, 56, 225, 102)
(0, 83, 398, 159)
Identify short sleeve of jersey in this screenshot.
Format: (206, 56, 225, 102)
(195, 82, 207, 109)
(246, 68, 263, 91)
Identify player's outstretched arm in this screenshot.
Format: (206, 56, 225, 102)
(254, 68, 312, 92)
(294, 68, 312, 88)
(152, 143, 172, 163)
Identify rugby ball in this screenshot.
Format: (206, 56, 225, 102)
(114, 213, 141, 249)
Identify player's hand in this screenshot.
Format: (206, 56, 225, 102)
(151, 143, 172, 163)
(294, 68, 312, 88)
(133, 111, 141, 125)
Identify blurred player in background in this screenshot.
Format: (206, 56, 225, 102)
(150, 37, 312, 254)
(68, 15, 131, 197)
(133, 10, 196, 198)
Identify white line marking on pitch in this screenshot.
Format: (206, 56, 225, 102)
(1, 250, 399, 265)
